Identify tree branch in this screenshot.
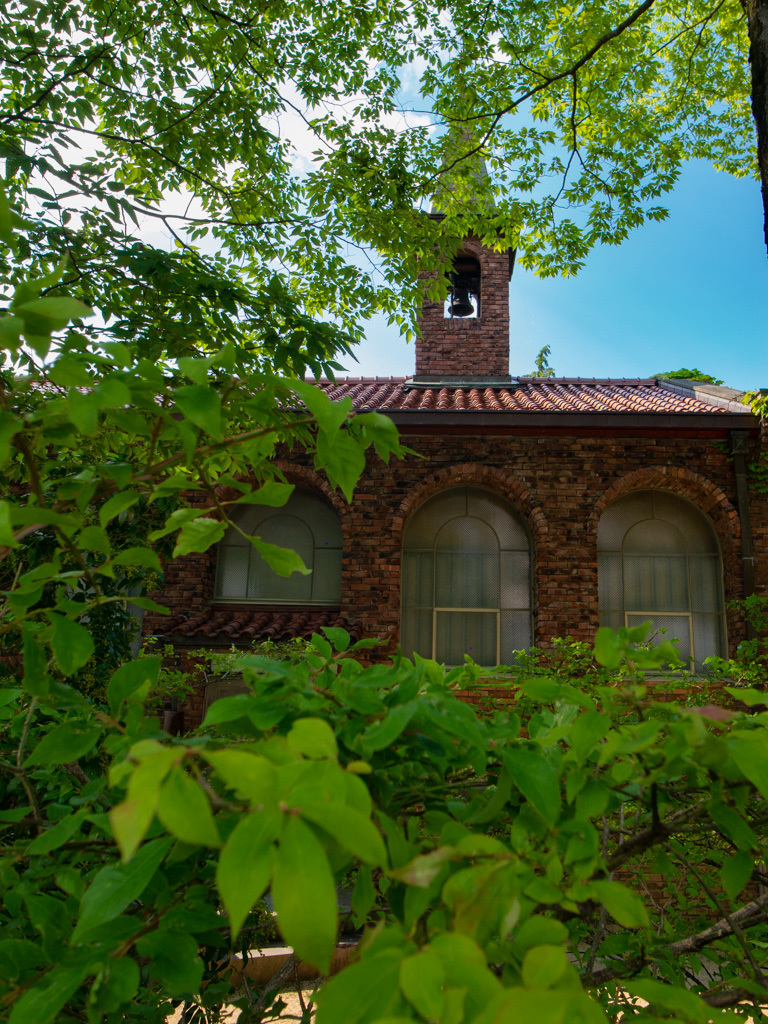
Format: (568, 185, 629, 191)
(587, 892, 768, 986)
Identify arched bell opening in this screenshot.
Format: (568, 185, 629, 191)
(444, 253, 481, 319)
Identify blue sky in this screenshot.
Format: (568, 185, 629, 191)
(346, 160, 768, 391)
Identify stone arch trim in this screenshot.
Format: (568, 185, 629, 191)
(588, 466, 740, 557)
(393, 463, 547, 549)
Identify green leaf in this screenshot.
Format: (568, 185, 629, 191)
(203, 749, 278, 805)
(232, 481, 294, 506)
(27, 810, 87, 855)
(11, 506, 80, 532)
(89, 957, 140, 1014)
(8, 964, 89, 1024)
(67, 391, 102, 435)
(480, 989, 580, 1024)
(135, 929, 203, 997)
(156, 766, 221, 847)
(360, 701, 418, 752)
(0, 316, 23, 350)
(391, 846, 455, 888)
(110, 747, 180, 860)
(22, 630, 50, 696)
(315, 948, 407, 1024)
(177, 354, 216, 384)
(297, 802, 387, 865)
(322, 626, 351, 652)
(73, 836, 172, 939)
(593, 627, 622, 669)
(0, 500, 19, 548)
(720, 851, 753, 900)
(400, 948, 446, 1020)
(172, 516, 227, 556)
(126, 596, 170, 613)
(249, 534, 310, 576)
(729, 731, 768, 798)
(173, 384, 222, 439)
(428, 933, 503, 1018)
(351, 867, 376, 922)
(287, 717, 338, 759)
(47, 613, 94, 674)
(107, 657, 161, 715)
(467, 768, 512, 825)
(521, 944, 568, 989)
(48, 355, 92, 387)
(148, 505, 205, 544)
(76, 524, 111, 556)
(271, 815, 337, 972)
(216, 809, 280, 936)
(201, 694, 258, 727)
(110, 546, 162, 570)
(18, 296, 92, 321)
(0, 185, 16, 247)
(311, 632, 333, 659)
(513, 917, 569, 953)
(724, 687, 768, 706)
(25, 721, 101, 766)
(625, 980, 707, 1023)
(590, 880, 649, 929)
(502, 747, 560, 826)
(708, 801, 757, 850)
(289, 380, 351, 435)
(99, 491, 141, 527)
(316, 428, 365, 503)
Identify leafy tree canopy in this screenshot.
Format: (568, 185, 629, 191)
(0, 0, 762, 367)
(654, 369, 726, 384)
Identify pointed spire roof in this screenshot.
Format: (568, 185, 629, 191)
(430, 132, 494, 215)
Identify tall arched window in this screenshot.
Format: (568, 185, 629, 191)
(215, 489, 342, 604)
(401, 486, 531, 664)
(597, 490, 726, 670)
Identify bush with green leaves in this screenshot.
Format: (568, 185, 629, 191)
(2, 624, 768, 1024)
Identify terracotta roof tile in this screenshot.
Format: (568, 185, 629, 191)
(309, 377, 746, 415)
(155, 607, 362, 644)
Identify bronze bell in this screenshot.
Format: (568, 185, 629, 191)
(448, 286, 475, 318)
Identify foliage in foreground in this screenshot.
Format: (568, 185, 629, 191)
(0, 102, 766, 1024)
(2, 624, 768, 1024)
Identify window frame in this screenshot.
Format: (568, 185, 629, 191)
(597, 490, 727, 671)
(401, 486, 532, 665)
(214, 488, 343, 606)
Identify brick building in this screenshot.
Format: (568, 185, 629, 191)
(146, 231, 765, 724)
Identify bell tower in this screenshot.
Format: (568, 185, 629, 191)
(415, 230, 515, 382)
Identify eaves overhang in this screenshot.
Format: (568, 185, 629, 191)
(381, 410, 760, 438)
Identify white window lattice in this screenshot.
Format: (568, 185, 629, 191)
(401, 486, 532, 665)
(597, 490, 726, 670)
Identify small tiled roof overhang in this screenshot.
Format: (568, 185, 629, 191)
(157, 607, 362, 645)
(313, 377, 758, 437)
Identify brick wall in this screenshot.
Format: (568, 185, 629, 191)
(416, 236, 511, 378)
(148, 430, 767, 678)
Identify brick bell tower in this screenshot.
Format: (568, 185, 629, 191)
(415, 224, 515, 383)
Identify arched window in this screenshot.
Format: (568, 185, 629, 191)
(215, 489, 342, 604)
(597, 490, 726, 670)
(401, 486, 531, 664)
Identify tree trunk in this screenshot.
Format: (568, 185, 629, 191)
(746, 0, 768, 258)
